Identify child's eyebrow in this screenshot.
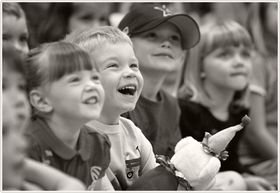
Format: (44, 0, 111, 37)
(100, 56, 120, 62)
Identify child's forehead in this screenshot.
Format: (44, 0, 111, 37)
(3, 13, 25, 21)
(93, 41, 132, 52)
(150, 21, 181, 34)
(212, 44, 248, 51)
(3, 14, 28, 32)
(90, 41, 135, 63)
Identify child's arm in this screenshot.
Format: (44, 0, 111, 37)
(244, 93, 277, 158)
(243, 173, 275, 190)
(23, 158, 85, 190)
(94, 174, 115, 191)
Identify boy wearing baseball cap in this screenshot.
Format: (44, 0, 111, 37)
(119, 3, 200, 158)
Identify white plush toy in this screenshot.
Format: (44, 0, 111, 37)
(128, 115, 250, 190)
(170, 136, 221, 190)
(170, 115, 250, 190)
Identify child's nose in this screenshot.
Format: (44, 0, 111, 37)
(84, 84, 94, 92)
(123, 68, 136, 78)
(13, 40, 23, 52)
(233, 55, 245, 67)
(160, 40, 171, 48)
(84, 80, 100, 92)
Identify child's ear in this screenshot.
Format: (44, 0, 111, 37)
(180, 50, 188, 64)
(29, 90, 53, 113)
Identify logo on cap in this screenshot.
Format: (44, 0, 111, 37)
(123, 26, 129, 35)
(154, 5, 172, 17)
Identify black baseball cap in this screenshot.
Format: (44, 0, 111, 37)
(118, 4, 200, 50)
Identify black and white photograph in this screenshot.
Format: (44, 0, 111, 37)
(1, 1, 278, 191)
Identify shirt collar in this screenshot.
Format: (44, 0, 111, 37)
(33, 118, 90, 161)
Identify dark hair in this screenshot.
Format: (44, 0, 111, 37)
(25, 41, 96, 93)
(38, 3, 112, 44)
(38, 3, 73, 43)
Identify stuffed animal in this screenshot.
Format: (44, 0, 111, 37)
(128, 115, 250, 190)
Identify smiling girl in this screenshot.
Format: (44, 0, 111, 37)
(24, 41, 113, 190)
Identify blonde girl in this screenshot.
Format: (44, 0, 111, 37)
(179, 19, 274, 190)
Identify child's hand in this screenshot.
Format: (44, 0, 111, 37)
(244, 174, 275, 190)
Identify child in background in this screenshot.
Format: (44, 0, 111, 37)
(38, 2, 113, 44)
(3, 2, 29, 55)
(2, 45, 86, 190)
(239, 3, 278, 187)
(118, 3, 200, 157)
(23, 41, 113, 190)
(2, 45, 30, 132)
(178, 19, 274, 190)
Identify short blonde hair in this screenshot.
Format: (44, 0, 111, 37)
(65, 26, 133, 55)
(179, 19, 253, 109)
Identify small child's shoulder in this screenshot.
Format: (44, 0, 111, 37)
(120, 116, 139, 128)
(83, 125, 111, 147)
(119, 117, 143, 135)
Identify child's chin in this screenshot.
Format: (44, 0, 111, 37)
(122, 104, 136, 113)
(85, 113, 101, 122)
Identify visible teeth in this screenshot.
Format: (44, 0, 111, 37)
(123, 86, 135, 90)
(118, 85, 137, 95)
(85, 97, 97, 104)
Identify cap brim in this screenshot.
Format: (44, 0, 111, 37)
(131, 14, 200, 50)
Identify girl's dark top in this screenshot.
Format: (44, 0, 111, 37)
(179, 99, 249, 173)
(24, 117, 111, 188)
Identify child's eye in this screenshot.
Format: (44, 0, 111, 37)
(107, 63, 118, 68)
(91, 73, 100, 81)
(98, 15, 107, 23)
(130, 63, 139, 69)
(170, 35, 180, 42)
(69, 76, 80, 83)
(240, 50, 251, 58)
(217, 50, 232, 58)
(20, 34, 28, 43)
(80, 14, 94, 22)
(3, 34, 10, 41)
(145, 32, 157, 40)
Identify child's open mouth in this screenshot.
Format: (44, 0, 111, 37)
(84, 96, 98, 104)
(118, 85, 137, 96)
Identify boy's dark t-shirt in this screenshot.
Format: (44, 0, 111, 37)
(24, 117, 111, 188)
(179, 99, 249, 173)
(122, 90, 181, 158)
